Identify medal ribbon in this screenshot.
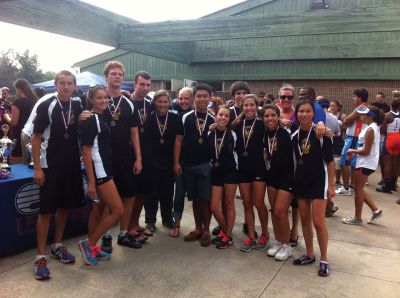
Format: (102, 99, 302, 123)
(297, 124, 314, 159)
(156, 112, 168, 139)
(136, 99, 147, 126)
(56, 95, 71, 132)
(267, 128, 279, 159)
(108, 95, 123, 120)
(242, 119, 256, 153)
(195, 109, 209, 138)
(214, 129, 227, 162)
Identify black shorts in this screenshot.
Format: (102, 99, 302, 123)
(132, 165, 154, 195)
(355, 167, 375, 176)
(294, 173, 327, 200)
(40, 165, 85, 214)
(211, 168, 238, 187)
(113, 159, 136, 198)
(238, 167, 266, 184)
(96, 176, 113, 186)
(266, 176, 294, 193)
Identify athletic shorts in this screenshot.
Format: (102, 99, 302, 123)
(238, 167, 266, 184)
(339, 136, 358, 167)
(183, 162, 211, 202)
(383, 133, 400, 155)
(40, 166, 85, 214)
(132, 165, 154, 195)
(266, 178, 294, 193)
(211, 168, 238, 187)
(113, 159, 136, 198)
(294, 173, 327, 200)
(355, 167, 375, 176)
(96, 176, 113, 186)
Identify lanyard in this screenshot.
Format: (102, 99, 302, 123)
(297, 124, 314, 159)
(135, 99, 147, 125)
(156, 112, 168, 138)
(108, 95, 123, 119)
(215, 129, 227, 161)
(195, 109, 209, 138)
(267, 128, 279, 158)
(243, 119, 256, 152)
(56, 96, 71, 132)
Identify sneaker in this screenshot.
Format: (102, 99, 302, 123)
(256, 234, 269, 250)
(325, 206, 339, 217)
(342, 217, 363, 225)
(212, 226, 221, 236)
(293, 255, 316, 265)
(34, 257, 50, 280)
(378, 179, 384, 185)
(240, 237, 256, 252)
(216, 233, 230, 250)
(93, 245, 111, 260)
(242, 223, 258, 238)
(228, 237, 234, 246)
(212, 231, 224, 244)
(335, 186, 352, 196)
(50, 246, 75, 263)
(100, 235, 112, 254)
(318, 261, 330, 277)
(376, 186, 392, 194)
(367, 210, 383, 224)
(78, 240, 98, 266)
(275, 244, 292, 261)
(117, 234, 142, 249)
(396, 198, 400, 205)
(334, 181, 342, 188)
(267, 242, 281, 257)
(145, 223, 156, 233)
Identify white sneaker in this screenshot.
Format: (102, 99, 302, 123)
(267, 242, 281, 257)
(335, 186, 352, 196)
(275, 244, 292, 261)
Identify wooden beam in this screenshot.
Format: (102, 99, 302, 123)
(121, 10, 400, 43)
(0, 0, 191, 63)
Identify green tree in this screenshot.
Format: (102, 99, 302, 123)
(0, 49, 55, 91)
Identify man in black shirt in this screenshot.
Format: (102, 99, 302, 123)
(371, 92, 390, 113)
(229, 81, 250, 123)
(32, 70, 84, 280)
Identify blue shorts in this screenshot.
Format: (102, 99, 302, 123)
(339, 136, 358, 167)
(183, 162, 211, 202)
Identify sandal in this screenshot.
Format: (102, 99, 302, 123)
(137, 227, 153, 237)
(289, 235, 298, 247)
(169, 225, 180, 238)
(129, 230, 148, 243)
(183, 231, 202, 242)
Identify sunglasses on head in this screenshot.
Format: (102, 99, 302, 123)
(279, 95, 294, 100)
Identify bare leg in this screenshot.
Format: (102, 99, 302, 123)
(354, 171, 367, 219)
(312, 199, 329, 261)
(274, 190, 293, 245)
(297, 199, 314, 258)
(36, 213, 52, 255)
(239, 183, 255, 239)
(341, 165, 350, 188)
(253, 181, 268, 236)
(223, 184, 237, 237)
(267, 186, 279, 241)
(54, 208, 68, 244)
(209, 186, 225, 231)
(120, 197, 134, 231)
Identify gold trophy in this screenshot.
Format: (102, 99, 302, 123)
(0, 124, 16, 170)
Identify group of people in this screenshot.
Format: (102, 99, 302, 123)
(1, 60, 398, 281)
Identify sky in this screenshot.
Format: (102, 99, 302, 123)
(0, 0, 243, 72)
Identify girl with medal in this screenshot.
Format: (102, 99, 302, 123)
(143, 90, 182, 232)
(291, 99, 334, 277)
(262, 105, 295, 261)
(207, 105, 238, 249)
(232, 94, 269, 252)
(78, 85, 124, 265)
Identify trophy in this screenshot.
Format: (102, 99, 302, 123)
(0, 124, 16, 170)
(27, 143, 34, 169)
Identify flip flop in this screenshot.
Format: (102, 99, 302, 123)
(289, 235, 298, 247)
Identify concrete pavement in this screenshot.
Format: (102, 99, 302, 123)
(0, 172, 399, 298)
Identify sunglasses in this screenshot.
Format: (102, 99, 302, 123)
(279, 95, 294, 100)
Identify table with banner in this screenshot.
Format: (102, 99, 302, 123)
(1, 164, 90, 256)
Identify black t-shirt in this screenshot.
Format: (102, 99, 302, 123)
(182, 110, 215, 167)
(143, 111, 183, 170)
(371, 102, 390, 113)
(33, 95, 82, 168)
(80, 113, 113, 178)
(229, 106, 242, 124)
(292, 128, 333, 186)
(102, 94, 138, 161)
(172, 104, 192, 117)
(12, 97, 32, 139)
(207, 128, 238, 171)
(233, 118, 266, 171)
(133, 97, 153, 135)
(265, 127, 294, 179)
